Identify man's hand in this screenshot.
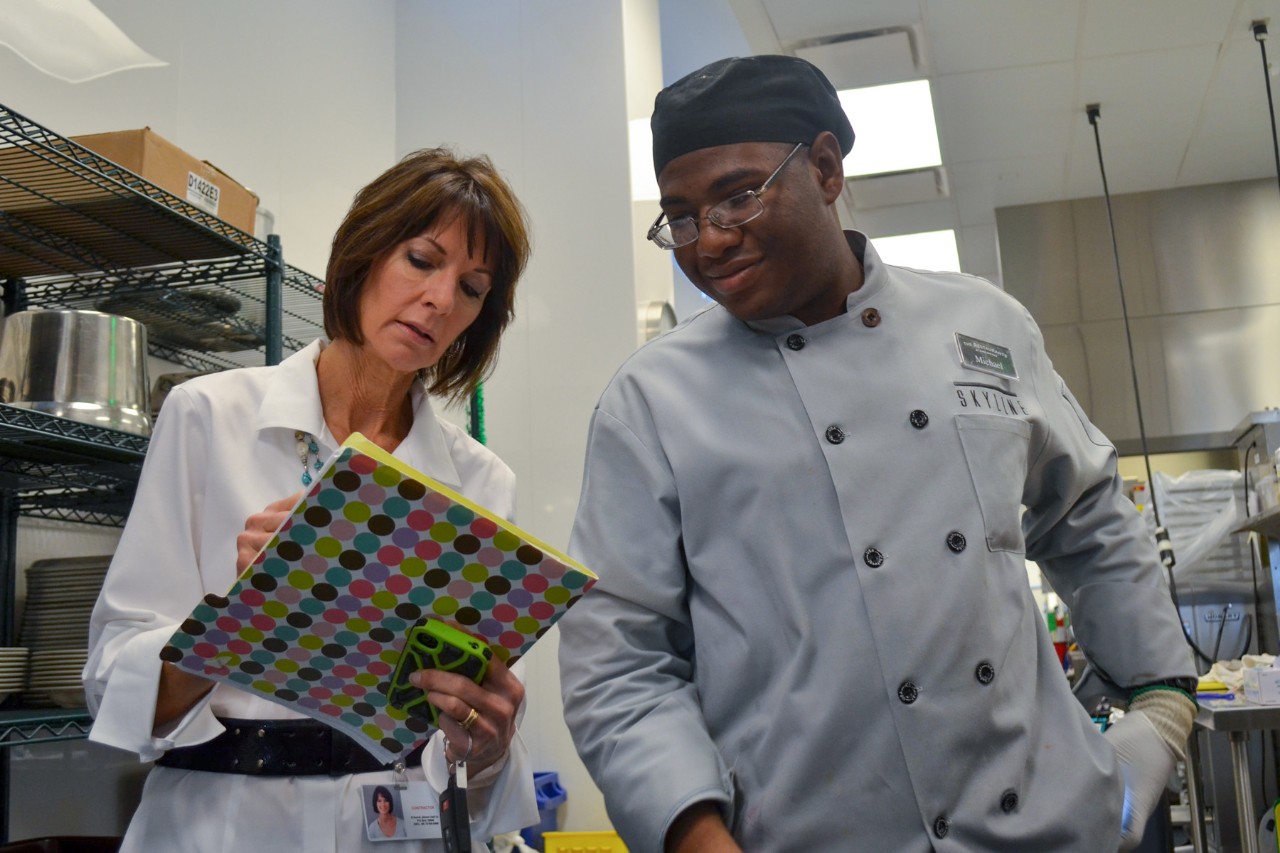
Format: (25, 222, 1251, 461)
(665, 802, 742, 853)
(1106, 709, 1175, 851)
(1105, 689, 1195, 852)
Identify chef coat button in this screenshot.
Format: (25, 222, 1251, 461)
(946, 530, 967, 552)
(825, 426, 845, 444)
(975, 661, 996, 684)
(933, 816, 950, 838)
(861, 307, 881, 328)
(1000, 789, 1019, 813)
(897, 681, 919, 704)
(909, 409, 929, 429)
(786, 333, 806, 351)
(863, 547, 884, 568)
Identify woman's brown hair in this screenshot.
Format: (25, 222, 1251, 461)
(323, 148, 531, 403)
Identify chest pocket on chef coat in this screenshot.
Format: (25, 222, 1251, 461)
(955, 414, 1032, 553)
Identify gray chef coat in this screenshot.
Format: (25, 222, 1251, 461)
(558, 232, 1196, 852)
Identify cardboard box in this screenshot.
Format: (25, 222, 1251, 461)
(1242, 666, 1280, 705)
(72, 127, 258, 235)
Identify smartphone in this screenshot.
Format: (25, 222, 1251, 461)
(387, 618, 493, 726)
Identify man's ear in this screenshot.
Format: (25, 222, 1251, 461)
(809, 130, 847, 203)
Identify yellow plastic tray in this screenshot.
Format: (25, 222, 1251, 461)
(540, 830, 628, 853)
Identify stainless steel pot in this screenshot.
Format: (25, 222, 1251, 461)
(0, 309, 151, 435)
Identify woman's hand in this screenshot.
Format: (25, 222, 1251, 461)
(410, 653, 524, 776)
(157, 492, 299, 730)
(155, 661, 215, 730)
(236, 491, 302, 572)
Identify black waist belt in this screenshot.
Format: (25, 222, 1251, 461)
(155, 717, 424, 777)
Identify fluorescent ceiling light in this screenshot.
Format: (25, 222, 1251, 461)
(838, 80, 941, 177)
(873, 229, 961, 273)
(630, 118, 660, 202)
(0, 0, 166, 84)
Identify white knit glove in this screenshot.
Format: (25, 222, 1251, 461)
(1105, 689, 1196, 852)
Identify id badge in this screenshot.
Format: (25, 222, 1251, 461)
(361, 782, 443, 842)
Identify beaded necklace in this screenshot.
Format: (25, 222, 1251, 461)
(294, 430, 323, 485)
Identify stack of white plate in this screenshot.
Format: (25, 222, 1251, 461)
(0, 647, 30, 705)
(27, 650, 89, 708)
(20, 555, 111, 708)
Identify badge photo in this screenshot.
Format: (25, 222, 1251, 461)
(362, 782, 442, 842)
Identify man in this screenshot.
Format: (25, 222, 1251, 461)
(558, 54, 1196, 852)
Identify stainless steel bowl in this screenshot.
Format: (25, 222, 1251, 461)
(0, 309, 151, 435)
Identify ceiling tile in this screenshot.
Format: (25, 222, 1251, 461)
(1181, 129, 1280, 188)
(849, 197, 959, 237)
(935, 62, 1075, 163)
(951, 156, 1068, 211)
(1065, 135, 1184, 198)
(924, 0, 1080, 74)
(1077, 44, 1219, 147)
(1080, 0, 1235, 58)
(1234, 0, 1280, 36)
(795, 29, 921, 89)
(1067, 44, 1219, 195)
(760, 0, 923, 44)
(1182, 35, 1280, 185)
(846, 167, 949, 209)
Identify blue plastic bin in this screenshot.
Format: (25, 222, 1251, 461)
(521, 771, 568, 851)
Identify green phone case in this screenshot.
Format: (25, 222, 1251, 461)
(387, 618, 492, 726)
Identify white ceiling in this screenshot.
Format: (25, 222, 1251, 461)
(719, 0, 1280, 284)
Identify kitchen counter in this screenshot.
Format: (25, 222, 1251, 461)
(1187, 697, 1280, 853)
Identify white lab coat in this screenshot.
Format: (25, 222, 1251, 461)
(559, 232, 1196, 852)
(84, 339, 537, 853)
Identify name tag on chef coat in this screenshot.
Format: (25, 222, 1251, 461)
(361, 782, 442, 842)
(956, 333, 1018, 380)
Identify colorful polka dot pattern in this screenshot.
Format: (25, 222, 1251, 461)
(162, 446, 595, 758)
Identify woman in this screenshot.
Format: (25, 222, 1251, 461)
(84, 148, 536, 852)
(368, 786, 407, 840)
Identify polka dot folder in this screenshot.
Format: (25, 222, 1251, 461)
(162, 432, 598, 763)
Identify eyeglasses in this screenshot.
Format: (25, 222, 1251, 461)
(646, 143, 807, 250)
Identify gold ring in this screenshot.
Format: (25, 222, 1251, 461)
(459, 708, 480, 732)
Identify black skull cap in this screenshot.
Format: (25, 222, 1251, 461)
(651, 54, 855, 177)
